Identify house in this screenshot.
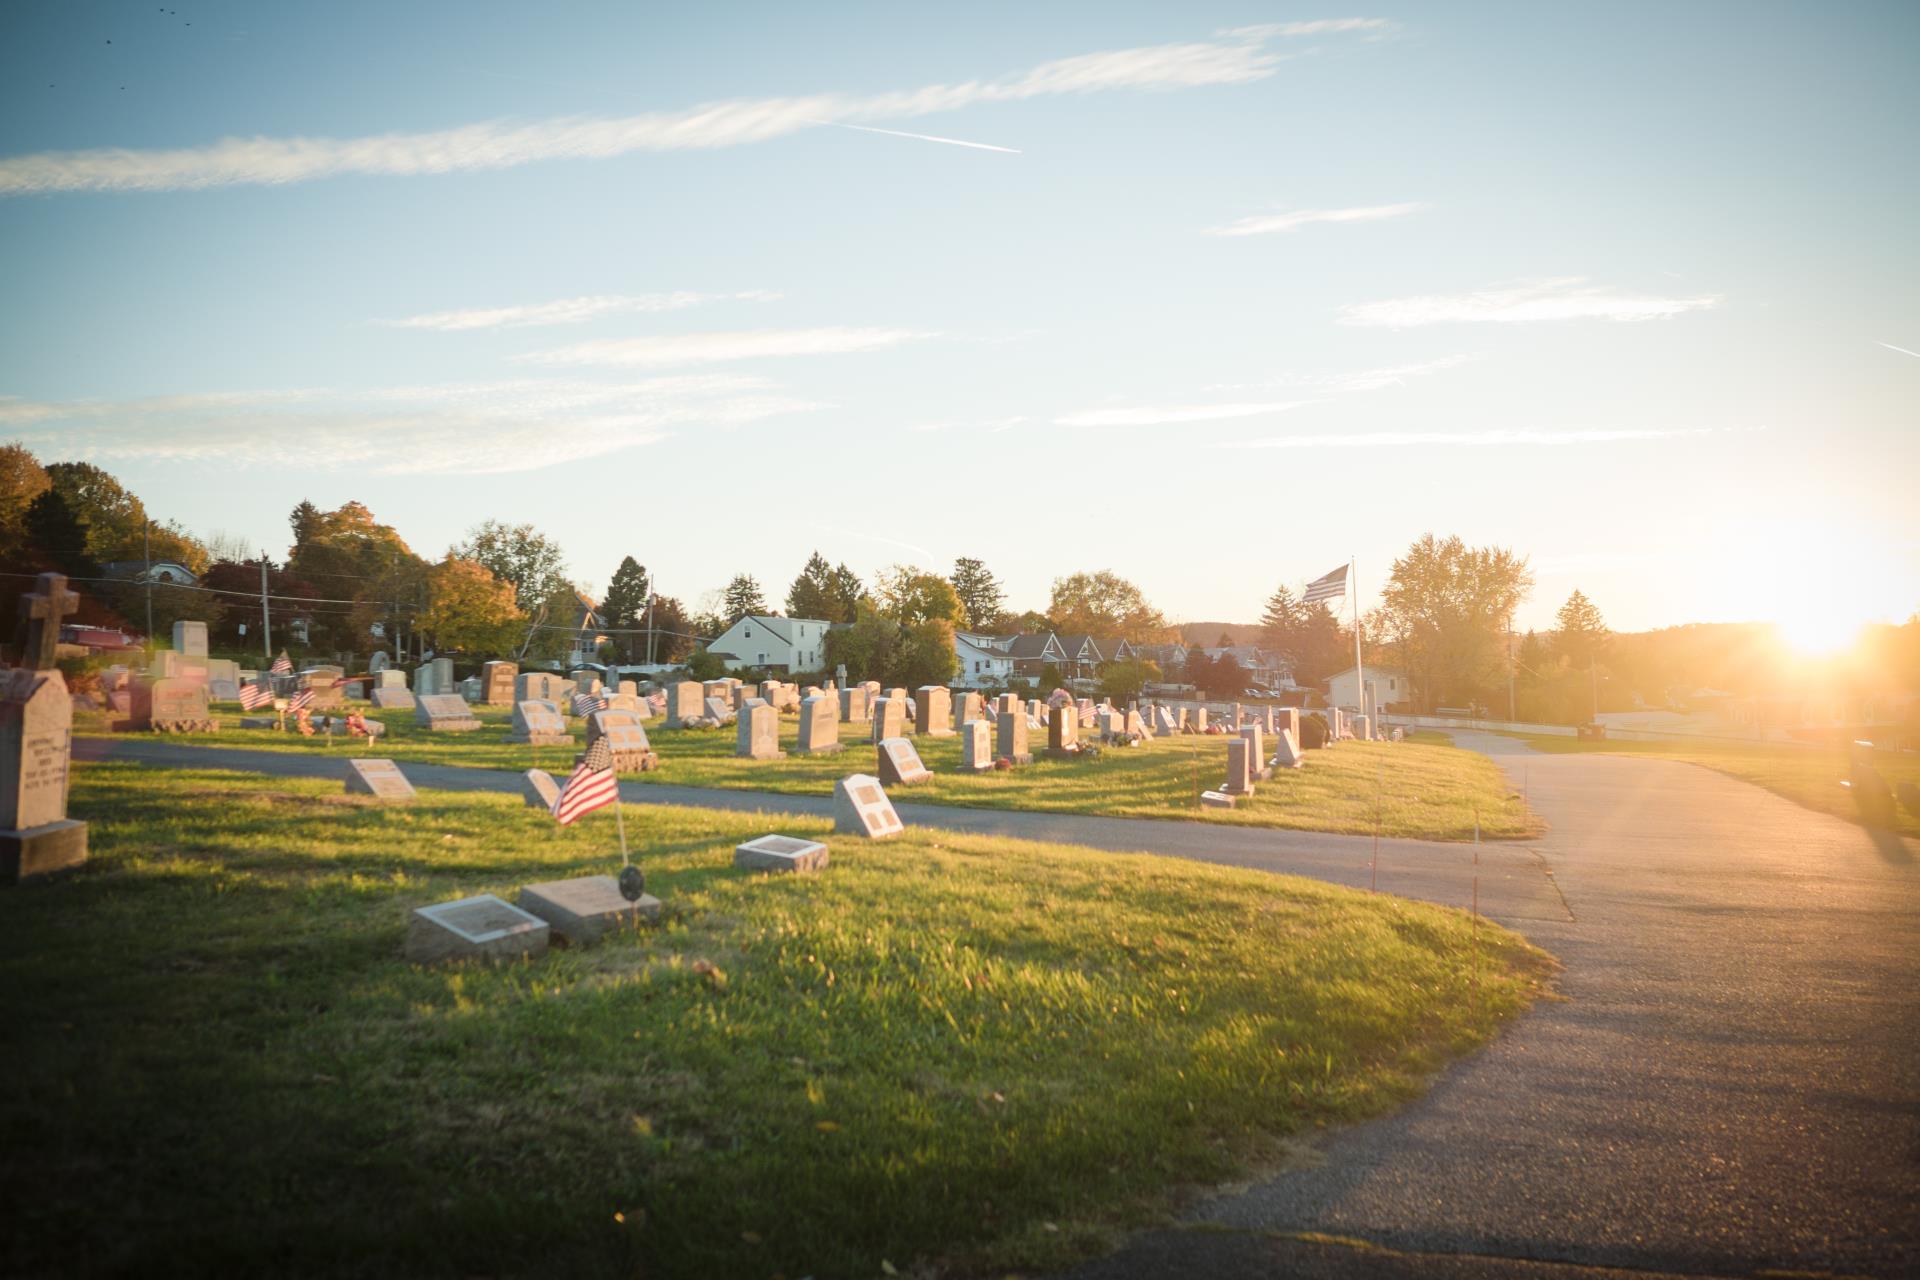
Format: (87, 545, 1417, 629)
(953, 631, 1016, 688)
(1000, 632, 1068, 680)
(560, 589, 606, 667)
(1326, 665, 1409, 713)
(706, 614, 830, 672)
(101, 560, 198, 586)
(1203, 646, 1293, 690)
(1133, 642, 1189, 673)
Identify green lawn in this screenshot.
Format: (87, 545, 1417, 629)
(75, 704, 1540, 841)
(1505, 733, 1920, 839)
(2, 763, 1552, 1279)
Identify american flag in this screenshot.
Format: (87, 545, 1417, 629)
(239, 683, 272, 710)
(270, 653, 293, 675)
(572, 692, 607, 717)
(1303, 563, 1349, 605)
(289, 687, 314, 713)
(552, 737, 618, 826)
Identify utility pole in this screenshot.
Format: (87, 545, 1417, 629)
(645, 585, 656, 667)
(143, 518, 154, 659)
(259, 555, 273, 663)
(1507, 610, 1516, 723)
(1590, 653, 1599, 724)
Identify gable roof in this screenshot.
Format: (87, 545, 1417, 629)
(1006, 632, 1065, 660)
(1055, 634, 1098, 661)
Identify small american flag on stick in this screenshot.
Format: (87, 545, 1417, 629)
(270, 653, 293, 675)
(553, 737, 619, 826)
(572, 692, 608, 718)
(1303, 563, 1349, 605)
(289, 687, 314, 713)
(239, 683, 272, 710)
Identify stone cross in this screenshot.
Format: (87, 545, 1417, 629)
(18, 573, 79, 671)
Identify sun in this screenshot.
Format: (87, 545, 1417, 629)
(1772, 611, 1868, 659)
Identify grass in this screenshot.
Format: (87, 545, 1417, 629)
(1504, 733, 1920, 839)
(73, 704, 1540, 841)
(3, 762, 1553, 1279)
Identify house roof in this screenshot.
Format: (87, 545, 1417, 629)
(1092, 636, 1132, 660)
(1055, 634, 1097, 661)
(1006, 632, 1065, 660)
(725, 615, 829, 646)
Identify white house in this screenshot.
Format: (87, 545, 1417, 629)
(707, 614, 829, 672)
(1327, 666, 1409, 713)
(953, 631, 1016, 688)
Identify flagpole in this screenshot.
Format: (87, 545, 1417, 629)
(1351, 556, 1364, 730)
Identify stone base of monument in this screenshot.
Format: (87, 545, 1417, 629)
(404, 894, 548, 965)
(509, 732, 573, 747)
(238, 716, 278, 729)
(1200, 790, 1237, 809)
(370, 689, 415, 710)
(1, 819, 88, 884)
(735, 834, 830, 873)
(796, 742, 844, 755)
(1004, 752, 1034, 765)
(518, 875, 659, 945)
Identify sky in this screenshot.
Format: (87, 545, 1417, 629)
(2, 1, 1915, 650)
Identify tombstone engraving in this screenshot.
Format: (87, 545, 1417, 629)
(510, 699, 571, 746)
(870, 695, 904, 744)
(1047, 704, 1079, 757)
(953, 691, 983, 730)
(956, 719, 993, 771)
(345, 758, 417, 802)
(3, 579, 87, 882)
(414, 693, 482, 732)
(832, 774, 903, 838)
(915, 686, 953, 737)
(481, 660, 518, 707)
(734, 833, 830, 874)
(370, 687, 416, 710)
(735, 699, 784, 760)
(588, 710, 657, 771)
(518, 875, 660, 943)
(703, 696, 736, 726)
(796, 694, 842, 754)
(405, 895, 549, 965)
(996, 710, 1032, 765)
(1238, 725, 1270, 781)
(877, 736, 932, 786)
(839, 686, 869, 723)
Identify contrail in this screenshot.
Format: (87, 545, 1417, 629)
(808, 120, 1021, 154)
(1875, 340, 1920, 359)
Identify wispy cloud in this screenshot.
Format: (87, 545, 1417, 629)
(1221, 19, 1399, 40)
(0, 377, 822, 474)
(1875, 340, 1920, 359)
(811, 121, 1021, 154)
(375, 290, 779, 332)
(1218, 428, 1714, 449)
(1055, 400, 1311, 427)
(1205, 201, 1423, 237)
(0, 27, 1392, 196)
(1204, 354, 1480, 394)
(1339, 278, 1720, 327)
(521, 326, 933, 368)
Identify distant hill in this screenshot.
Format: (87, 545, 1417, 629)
(1178, 622, 1264, 647)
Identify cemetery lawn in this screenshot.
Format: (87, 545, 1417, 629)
(72, 705, 1540, 841)
(1505, 733, 1920, 839)
(4, 763, 1553, 1280)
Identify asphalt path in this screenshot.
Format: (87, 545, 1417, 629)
(74, 734, 1919, 1276)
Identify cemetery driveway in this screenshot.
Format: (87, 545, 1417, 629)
(75, 738, 1920, 1276)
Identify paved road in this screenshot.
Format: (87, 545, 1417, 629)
(76, 735, 1919, 1276)
(1071, 732, 1920, 1279)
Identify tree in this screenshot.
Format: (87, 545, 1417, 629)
(1099, 658, 1161, 704)
(24, 489, 96, 577)
(1182, 648, 1212, 692)
(786, 552, 838, 621)
(1261, 583, 1346, 686)
(455, 520, 569, 612)
(874, 565, 964, 627)
(201, 559, 316, 650)
(646, 594, 695, 663)
(600, 556, 651, 660)
(1047, 570, 1168, 642)
(824, 601, 897, 683)
(1008, 609, 1053, 635)
(894, 618, 959, 688)
(289, 500, 323, 551)
(1376, 534, 1533, 712)
(1555, 590, 1609, 666)
(1200, 652, 1247, 699)
(285, 501, 424, 653)
(685, 647, 729, 681)
(420, 557, 524, 656)
(722, 574, 768, 624)
(0, 443, 50, 557)
(950, 557, 1006, 631)
(46, 461, 147, 564)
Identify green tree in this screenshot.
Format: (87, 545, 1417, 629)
(786, 552, 837, 621)
(0, 442, 50, 557)
(600, 556, 651, 660)
(1376, 534, 1533, 712)
(455, 520, 569, 612)
(874, 565, 964, 627)
(46, 461, 147, 564)
(285, 501, 425, 653)
(24, 488, 96, 577)
(950, 557, 1006, 631)
(646, 594, 695, 664)
(289, 500, 323, 551)
(420, 556, 524, 656)
(1099, 658, 1161, 703)
(1007, 609, 1053, 635)
(893, 618, 959, 689)
(1555, 589, 1609, 665)
(722, 574, 768, 624)
(1261, 583, 1346, 685)
(1048, 570, 1168, 642)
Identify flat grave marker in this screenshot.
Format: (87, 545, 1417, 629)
(877, 736, 932, 786)
(734, 833, 830, 874)
(518, 875, 659, 944)
(405, 894, 548, 965)
(833, 773, 903, 838)
(345, 758, 416, 802)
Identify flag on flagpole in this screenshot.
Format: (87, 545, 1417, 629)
(1303, 563, 1349, 604)
(239, 683, 272, 710)
(270, 653, 292, 675)
(553, 737, 619, 826)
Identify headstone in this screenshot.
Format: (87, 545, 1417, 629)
(124, 677, 216, 733)
(571, 670, 603, 694)
(369, 650, 391, 673)
(414, 693, 482, 732)
(703, 679, 731, 703)
(510, 699, 571, 746)
(797, 694, 842, 754)
(953, 690, 984, 730)
(345, 758, 416, 802)
(957, 719, 992, 771)
(839, 686, 869, 723)
(370, 687, 416, 710)
(995, 693, 1022, 716)
(515, 671, 560, 702)
(704, 696, 736, 726)
(1273, 728, 1304, 769)
(730, 685, 752, 712)
(833, 773, 903, 838)
(666, 681, 704, 728)
(1354, 714, 1372, 742)
(870, 695, 905, 743)
(1200, 790, 1237, 809)
(1223, 738, 1255, 797)
(3, 582, 87, 881)
(172, 620, 209, 659)
(735, 834, 830, 874)
(877, 736, 932, 786)
(374, 669, 407, 689)
(1276, 708, 1300, 742)
(1191, 706, 1209, 732)
(413, 663, 438, 697)
(209, 678, 242, 703)
(915, 686, 953, 736)
(481, 660, 518, 707)
(524, 768, 560, 810)
(404, 895, 549, 965)
(428, 657, 454, 695)
(735, 699, 783, 760)
(1238, 725, 1270, 780)
(518, 875, 659, 943)
(1151, 705, 1177, 735)
(996, 710, 1032, 765)
(1047, 704, 1079, 757)
(588, 710, 657, 771)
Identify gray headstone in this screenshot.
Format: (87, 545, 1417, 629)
(996, 710, 1031, 765)
(877, 736, 931, 786)
(370, 687, 416, 710)
(735, 699, 783, 760)
(518, 875, 659, 944)
(414, 693, 481, 732)
(956, 719, 993, 771)
(915, 686, 953, 736)
(171, 620, 209, 659)
(404, 895, 548, 965)
(832, 773, 903, 839)
(797, 694, 842, 754)
(345, 758, 416, 802)
(734, 833, 830, 874)
(510, 699, 571, 745)
(524, 768, 561, 810)
(2, 665, 88, 882)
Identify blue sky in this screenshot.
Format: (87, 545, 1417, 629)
(3, 2, 1914, 645)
